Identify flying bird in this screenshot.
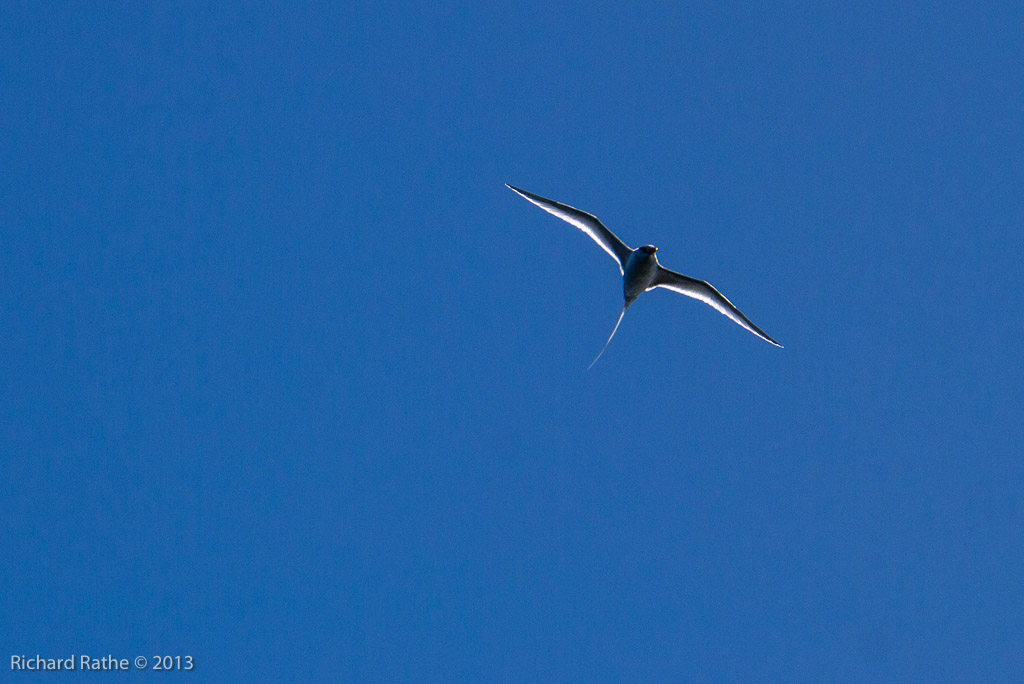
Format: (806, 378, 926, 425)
(506, 184, 782, 367)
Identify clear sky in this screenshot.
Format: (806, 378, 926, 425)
(3, 2, 1023, 682)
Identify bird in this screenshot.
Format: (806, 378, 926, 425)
(506, 184, 782, 368)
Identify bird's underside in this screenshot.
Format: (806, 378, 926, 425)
(505, 183, 782, 366)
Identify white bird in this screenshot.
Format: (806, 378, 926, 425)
(506, 184, 782, 367)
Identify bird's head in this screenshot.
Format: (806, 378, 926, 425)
(640, 245, 658, 255)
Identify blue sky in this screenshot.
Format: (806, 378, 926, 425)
(2, 2, 1022, 681)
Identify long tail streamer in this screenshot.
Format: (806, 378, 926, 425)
(588, 303, 629, 370)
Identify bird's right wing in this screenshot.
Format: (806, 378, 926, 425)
(506, 184, 633, 274)
(652, 266, 783, 347)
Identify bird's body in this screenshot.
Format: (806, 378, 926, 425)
(505, 183, 782, 366)
(623, 246, 660, 304)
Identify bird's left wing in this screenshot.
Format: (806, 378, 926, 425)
(506, 184, 633, 274)
(652, 266, 783, 347)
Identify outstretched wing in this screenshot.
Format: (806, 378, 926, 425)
(652, 266, 782, 347)
(506, 184, 633, 274)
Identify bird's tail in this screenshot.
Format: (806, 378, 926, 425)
(588, 303, 630, 370)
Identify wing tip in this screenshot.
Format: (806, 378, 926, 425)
(757, 330, 783, 348)
(505, 183, 532, 200)
(760, 328, 783, 348)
